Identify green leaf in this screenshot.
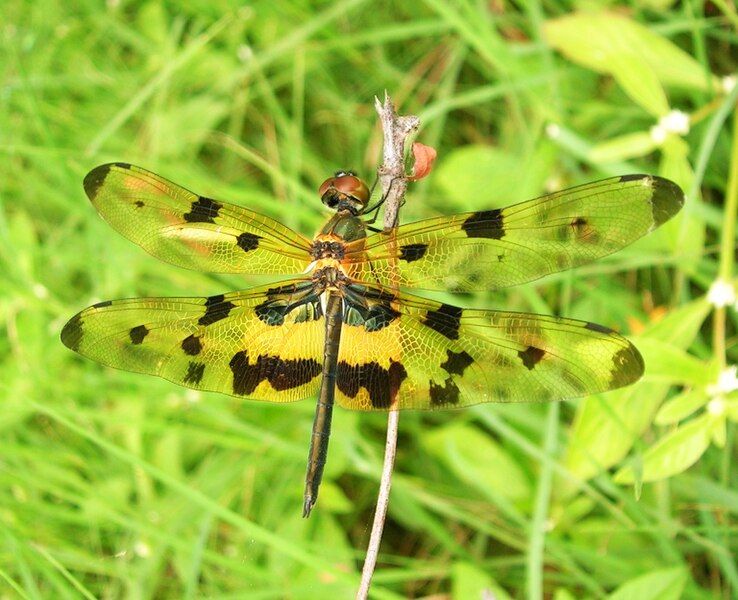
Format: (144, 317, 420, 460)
(434, 144, 555, 208)
(562, 299, 710, 485)
(589, 131, 658, 164)
(544, 12, 717, 95)
(605, 51, 669, 116)
(452, 562, 511, 600)
(636, 338, 714, 386)
(607, 566, 689, 600)
(614, 414, 713, 483)
(656, 388, 709, 425)
(423, 423, 531, 502)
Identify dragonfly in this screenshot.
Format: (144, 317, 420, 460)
(61, 163, 684, 516)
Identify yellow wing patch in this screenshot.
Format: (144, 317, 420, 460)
(61, 280, 325, 402)
(334, 285, 643, 411)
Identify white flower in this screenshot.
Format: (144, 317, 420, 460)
(723, 75, 737, 94)
(650, 124, 667, 144)
(237, 45, 253, 63)
(659, 110, 690, 135)
(706, 366, 738, 397)
(707, 279, 736, 307)
(133, 541, 151, 558)
(545, 123, 561, 139)
(708, 397, 726, 416)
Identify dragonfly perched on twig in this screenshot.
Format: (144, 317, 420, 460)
(62, 163, 684, 516)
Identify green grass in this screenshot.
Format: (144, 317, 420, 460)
(2, 1, 737, 598)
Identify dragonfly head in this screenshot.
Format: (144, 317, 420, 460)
(319, 171, 370, 215)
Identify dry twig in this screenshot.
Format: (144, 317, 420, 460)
(356, 94, 418, 600)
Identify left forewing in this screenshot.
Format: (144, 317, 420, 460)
(335, 286, 643, 410)
(84, 163, 313, 274)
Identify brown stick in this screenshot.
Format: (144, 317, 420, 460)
(356, 93, 418, 600)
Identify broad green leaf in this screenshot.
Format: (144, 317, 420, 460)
(553, 589, 577, 600)
(660, 136, 704, 266)
(636, 338, 713, 386)
(452, 562, 511, 600)
(614, 414, 713, 483)
(423, 423, 531, 502)
(434, 144, 556, 208)
(562, 299, 710, 485)
(656, 388, 709, 425)
(605, 52, 669, 116)
(544, 12, 717, 93)
(711, 416, 726, 448)
(726, 399, 738, 422)
(589, 131, 658, 164)
(607, 566, 688, 600)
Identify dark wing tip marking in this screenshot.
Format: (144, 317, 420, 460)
(183, 361, 206, 385)
(584, 321, 613, 334)
(518, 346, 545, 370)
(619, 174, 684, 226)
(650, 176, 685, 226)
(92, 300, 113, 308)
(440, 349, 474, 376)
(61, 313, 83, 351)
(129, 325, 149, 345)
(181, 334, 203, 356)
(399, 243, 429, 262)
(610, 344, 645, 389)
(184, 196, 222, 224)
(461, 208, 504, 240)
(237, 232, 261, 252)
(83, 164, 113, 200)
(199, 294, 236, 326)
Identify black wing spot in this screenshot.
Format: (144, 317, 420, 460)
(181, 334, 203, 355)
(429, 377, 460, 406)
(440, 349, 474, 376)
(134, 200, 144, 208)
(184, 196, 222, 223)
(230, 351, 321, 396)
(399, 243, 429, 262)
(584, 321, 613, 334)
(237, 232, 260, 252)
(129, 325, 149, 345)
(92, 300, 113, 308)
(199, 294, 236, 326)
(61, 314, 83, 351)
(183, 361, 205, 384)
(461, 209, 504, 239)
(423, 304, 463, 340)
(336, 360, 407, 409)
(519, 346, 545, 369)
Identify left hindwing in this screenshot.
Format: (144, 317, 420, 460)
(61, 280, 325, 402)
(335, 285, 643, 411)
(83, 163, 314, 274)
(346, 175, 684, 291)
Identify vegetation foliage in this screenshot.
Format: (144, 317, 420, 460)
(1, 1, 736, 597)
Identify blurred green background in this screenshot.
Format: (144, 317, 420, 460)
(2, 1, 737, 598)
